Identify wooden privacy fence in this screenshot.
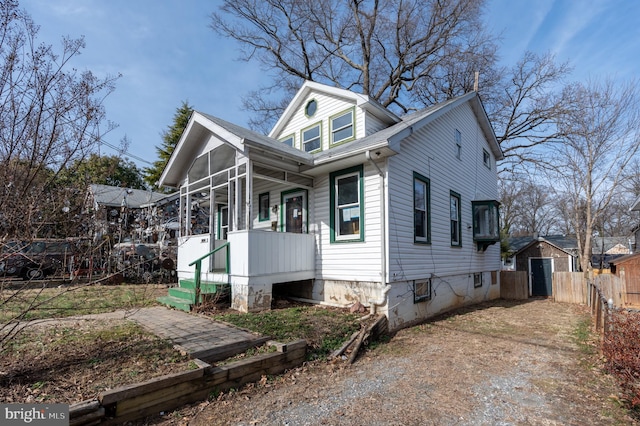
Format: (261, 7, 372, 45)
(553, 272, 587, 304)
(499, 270, 528, 299)
(592, 273, 625, 307)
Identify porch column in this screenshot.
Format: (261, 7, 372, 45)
(245, 160, 252, 230)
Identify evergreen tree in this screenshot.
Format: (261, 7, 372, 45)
(144, 101, 194, 191)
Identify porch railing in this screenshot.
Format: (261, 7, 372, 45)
(188, 242, 230, 306)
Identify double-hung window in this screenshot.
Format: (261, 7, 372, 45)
(330, 108, 355, 145)
(413, 172, 430, 244)
(302, 123, 321, 153)
(455, 129, 462, 160)
(450, 191, 461, 246)
(330, 165, 364, 242)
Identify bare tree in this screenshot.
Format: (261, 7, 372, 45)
(210, 0, 495, 132)
(550, 79, 640, 276)
(0, 1, 119, 240)
(488, 52, 572, 174)
(0, 1, 121, 349)
(499, 177, 557, 237)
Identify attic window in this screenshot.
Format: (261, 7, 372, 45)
(330, 108, 355, 145)
(280, 135, 294, 147)
(305, 99, 317, 117)
(483, 149, 491, 169)
(302, 123, 321, 153)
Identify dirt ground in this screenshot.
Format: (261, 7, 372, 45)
(150, 299, 635, 426)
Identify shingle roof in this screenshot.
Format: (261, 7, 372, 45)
(89, 184, 166, 209)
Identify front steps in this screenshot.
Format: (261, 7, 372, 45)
(157, 279, 228, 312)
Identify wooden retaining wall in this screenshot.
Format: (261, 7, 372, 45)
(500, 270, 528, 300)
(69, 340, 306, 426)
(553, 272, 587, 304)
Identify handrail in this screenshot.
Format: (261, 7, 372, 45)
(188, 242, 230, 306)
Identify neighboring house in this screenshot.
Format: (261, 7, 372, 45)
(84, 184, 179, 281)
(609, 253, 640, 307)
(157, 81, 503, 331)
(591, 236, 632, 269)
(86, 184, 168, 244)
(506, 235, 578, 297)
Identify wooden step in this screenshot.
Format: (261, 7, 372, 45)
(156, 295, 191, 312)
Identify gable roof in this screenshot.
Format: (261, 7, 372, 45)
(89, 184, 166, 209)
(509, 235, 578, 256)
(159, 111, 313, 188)
(269, 80, 400, 138)
(159, 83, 502, 187)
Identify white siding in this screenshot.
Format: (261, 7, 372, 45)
(312, 162, 383, 282)
(387, 102, 501, 282)
(364, 113, 390, 136)
(272, 90, 387, 154)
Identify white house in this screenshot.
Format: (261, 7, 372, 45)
(157, 81, 503, 331)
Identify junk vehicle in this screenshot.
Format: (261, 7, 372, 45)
(0, 239, 78, 280)
(109, 242, 176, 283)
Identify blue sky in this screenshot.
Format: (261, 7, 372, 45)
(20, 0, 640, 168)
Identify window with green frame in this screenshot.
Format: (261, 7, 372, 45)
(258, 192, 270, 222)
(414, 172, 430, 244)
(330, 108, 355, 145)
(302, 123, 321, 153)
(450, 191, 461, 246)
(330, 165, 364, 242)
(280, 134, 295, 148)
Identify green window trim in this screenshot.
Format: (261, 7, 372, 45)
(301, 122, 322, 153)
(330, 165, 364, 243)
(305, 98, 318, 117)
(472, 199, 500, 251)
(258, 192, 270, 222)
(413, 172, 431, 244)
(330, 107, 356, 146)
(450, 191, 462, 247)
(280, 134, 295, 148)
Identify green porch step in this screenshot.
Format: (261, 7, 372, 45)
(156, 295, 193, 312)
(157, 279, 229, 312)
(178, 279, 223, 294)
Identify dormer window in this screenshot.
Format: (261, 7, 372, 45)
(302, 123, 321, 153)
(305, 99, 318, 117)
(330, 108, 355, 145)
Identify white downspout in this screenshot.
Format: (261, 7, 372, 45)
(366, 150, 391, 315)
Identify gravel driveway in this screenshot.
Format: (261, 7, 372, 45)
(153, 299, 635, 426)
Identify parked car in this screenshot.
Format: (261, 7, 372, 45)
(0, 239, 78, 280)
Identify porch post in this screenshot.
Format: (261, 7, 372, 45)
(246, 160, 252, 230)
(228, 174, 235, 232)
